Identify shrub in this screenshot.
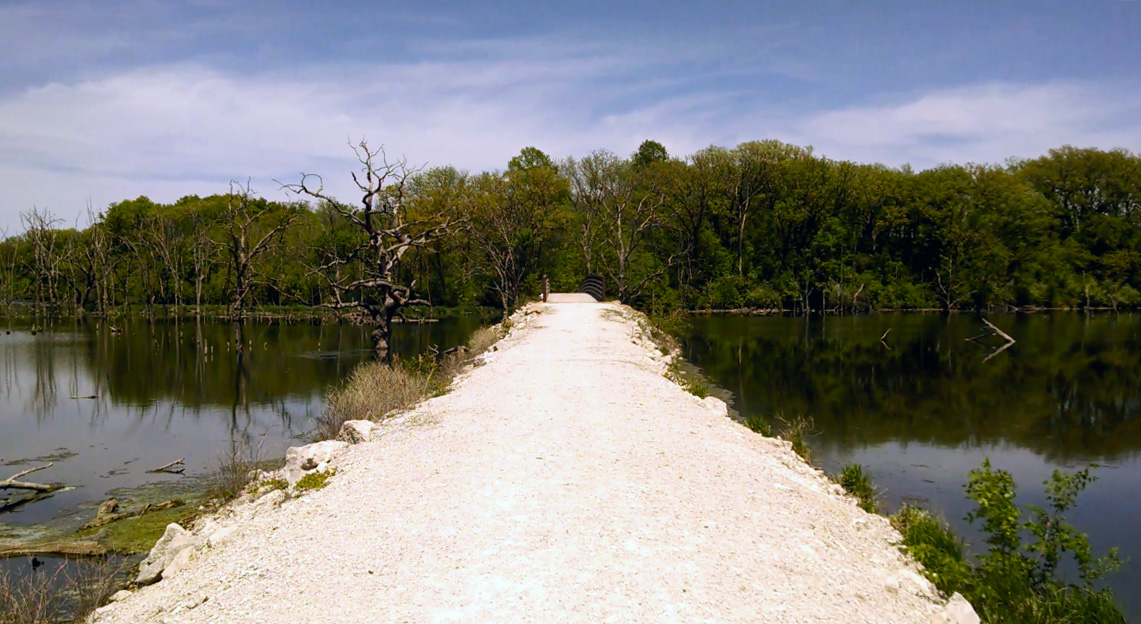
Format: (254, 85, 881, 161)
(838, 464, 878, 513)
(894, 461, 1126, 624)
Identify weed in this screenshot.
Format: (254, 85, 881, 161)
(316, 359, 434, 440)
(466, 326, 500, 357)
(837, 464, 878, 513)
(745, 414, 772, 436)
(207, 439, 266, 503)
(258, 478, 289, 493)
(315, 322, 505, 441)
(664, 359, 710, 398)
(294, 469, 336, 493)
(776, 414, 814, 462)
(0, 556, 127, 624)
(891, 505, 971, 596)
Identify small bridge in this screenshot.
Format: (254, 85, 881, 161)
(541, 275, 606, 303)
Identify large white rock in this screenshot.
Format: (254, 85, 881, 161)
(336, 419, 376, 444)
(283, 440, 348, 484)
(163, 544, 197, 579)
(946, 592, 980, 624)
(134, 523, 202, 586)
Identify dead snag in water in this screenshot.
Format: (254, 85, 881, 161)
(0, 463, 63, 493)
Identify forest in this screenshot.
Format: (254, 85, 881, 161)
(1, 139, 1139, 326)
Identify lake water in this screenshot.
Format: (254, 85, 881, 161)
(0, 316, 482, 534)
(682, 312, 1141, 621)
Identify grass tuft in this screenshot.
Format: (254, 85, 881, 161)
(294, 469, 336, 493)
(745, 414, 773, 436)
(776, 413, 814, 462)
(837, 464, 878, 513)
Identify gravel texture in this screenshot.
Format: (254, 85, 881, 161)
(94, 302, 963, 624)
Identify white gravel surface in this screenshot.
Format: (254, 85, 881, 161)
(94, 302, 963, 624)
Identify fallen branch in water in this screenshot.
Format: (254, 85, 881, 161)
(146, 458, 185, 474)
(0, 539, 107, 558)
(981, 318, 1015, 344)
(0, 463, 63, 492)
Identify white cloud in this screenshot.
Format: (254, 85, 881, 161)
(1, 47, 1139, 233)
(786, 82, 1141, 167)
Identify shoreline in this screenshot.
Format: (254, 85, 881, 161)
(88, 302, 974, 623)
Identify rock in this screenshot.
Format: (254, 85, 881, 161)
(337, 419, 376, 444)
(81, 498, 128, 530)
(946, 592, 980, 624)
(283, 441, 348, 484)
(109, 589, 132, 602)
(163, 544, 196, 579)
(134, 523, 202, 586)
(206, 525, 237, 548)
(701, 396, 728, 417)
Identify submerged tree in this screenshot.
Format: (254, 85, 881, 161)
(285, 140, 461, 358)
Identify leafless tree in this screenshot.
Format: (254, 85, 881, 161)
(189, 213, 215, 314)
(143, 214, 187, 312)
(283, 140, 461, 358)
(0, 225, 18, 322)
(217, 180, 299, 323)
(20, 207, 71, 316)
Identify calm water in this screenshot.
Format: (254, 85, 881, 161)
(0, 316, 482, 532)
(682, 313, 1141, 621)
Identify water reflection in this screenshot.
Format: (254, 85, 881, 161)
(682, 312, 1141, 621)
(0, 317, 481, 527)
(684, 313, 1141, 462)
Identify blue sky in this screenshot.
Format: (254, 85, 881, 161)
(1, 0, 1139, 230)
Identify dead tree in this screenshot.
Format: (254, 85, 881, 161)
(284, 140, 461, 358)
(189, 214, 215, 314)
(20, 207, 71, 317)
(218, 181, 299, 323)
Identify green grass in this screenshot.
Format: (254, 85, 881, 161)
(74, 502, 199, 555)
(294, 469, 336, 493)
(776, 414, 814, 462)
(745, 414, 773, 436)
(837, 464, 878, 513)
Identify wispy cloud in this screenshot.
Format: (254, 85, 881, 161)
(0, 34, 1139, 230)
(787, 81, 1141, 166)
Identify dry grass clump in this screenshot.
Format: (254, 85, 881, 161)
(0, 557, 125, 624)
(466, 326, 500, 357)
(315, 323, 508, 441)
(315, 359, 435, 440)
(208, 438, 282, 504)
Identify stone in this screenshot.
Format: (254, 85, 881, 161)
(163, 545, 196, 579)
(701, 396, 728, 418)
(283, 440, 348, 484)
(337, 419, 376, 444)
(81, 498, 128, 530)
(134, 523, 202, 586)
(946, 592, 981, 624)
(206, 525, 237, 548)
(109, 589, 132, 602)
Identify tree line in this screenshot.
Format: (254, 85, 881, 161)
(2, 139, 1139, 332)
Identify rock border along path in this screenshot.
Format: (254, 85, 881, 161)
(94, 302, 973, 623)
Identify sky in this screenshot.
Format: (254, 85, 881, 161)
(0, 0, 1139, 231)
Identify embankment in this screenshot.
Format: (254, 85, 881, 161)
(91, 301, 975, 623)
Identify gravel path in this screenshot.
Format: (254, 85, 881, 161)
(95, 302, 963, 624)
